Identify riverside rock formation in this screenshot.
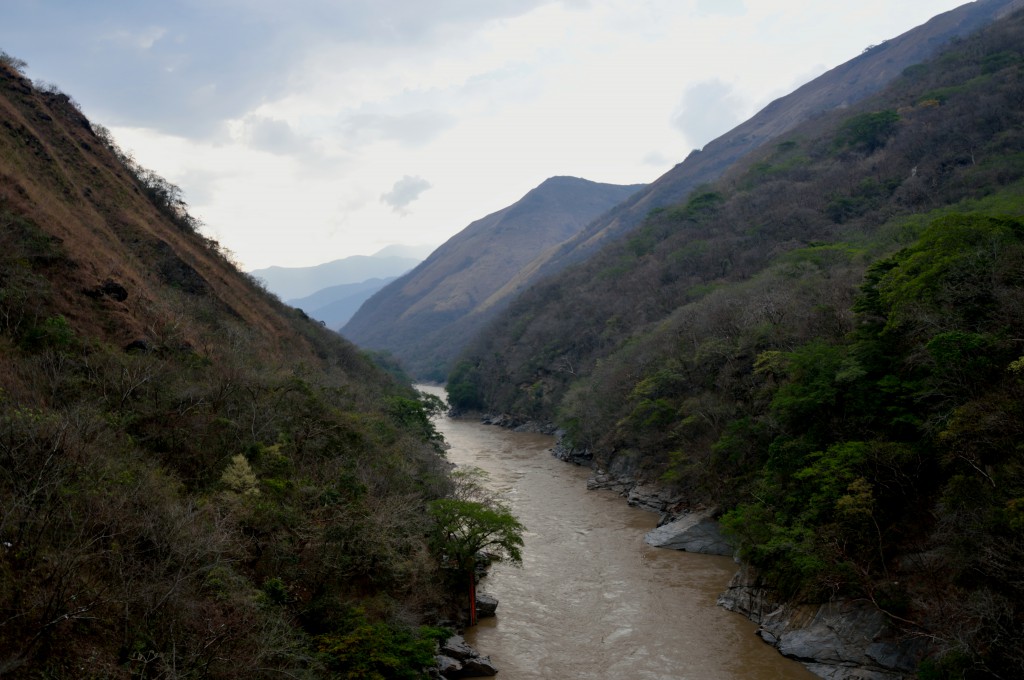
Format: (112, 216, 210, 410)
(643, 510, 732, 556)
(436, 635, 498, 678)
(718, 566, 930, 680)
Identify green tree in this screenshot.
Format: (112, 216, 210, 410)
(835, 110, 900, 153)
(427, 498, 524, 625)
(446, 360, 484, 411)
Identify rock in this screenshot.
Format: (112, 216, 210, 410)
(802, 662, 901, 680)
(457, 655, 498, 677)
(437, 637, 499, 679)
(436, 655, 463, 676)
(626, 483, 683, 514)
(100, 278, 128, 301)
(440, 635, 476, 661)
(644, 510, 732, 555)
(551, 439, 592, 465)
(718, 565, 932, 679)
(586, 471, 635, 495)
(475, 592, 498, 618)
(124, 339, 150, 353)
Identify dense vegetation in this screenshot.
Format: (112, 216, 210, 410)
(451, 10, 1024, 676)
(0, 56, 500, 678)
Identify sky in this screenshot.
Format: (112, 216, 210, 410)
(2, 1, 970, 270)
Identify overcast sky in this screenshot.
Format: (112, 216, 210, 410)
(2, 1, 968, 269)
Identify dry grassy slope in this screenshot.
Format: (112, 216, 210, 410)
(0, 63, 307, 359)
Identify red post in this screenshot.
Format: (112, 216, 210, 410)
(468, 568, 477, 626)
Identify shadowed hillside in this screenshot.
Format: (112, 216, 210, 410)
(342, 175, 644, 379)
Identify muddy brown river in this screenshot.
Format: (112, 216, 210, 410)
(422, 387, 817, 680)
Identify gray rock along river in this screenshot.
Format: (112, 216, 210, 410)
(421, 387, 817, 680)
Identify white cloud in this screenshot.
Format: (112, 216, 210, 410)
(695, 0, 745, 17)
(341, 110, 456, 148)
(381, 175, 433, 214)
(243, 116, 306, 155)
(671, 79, 746, 149)
(103, 26, 167, 50)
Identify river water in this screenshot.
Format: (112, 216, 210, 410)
(422, 387, 817, 680)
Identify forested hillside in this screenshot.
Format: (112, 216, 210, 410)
(451, 9, 1024, 676)
(0, 56, 466, 678)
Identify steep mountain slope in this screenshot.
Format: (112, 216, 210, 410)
(289, 275, 399, 329)
(251, 251, 421, 300)
(513, 0, 1024, 280)
(453, 8, 1024, 677)
(342, 176, 644, 379)
(0, 59, 458, 677)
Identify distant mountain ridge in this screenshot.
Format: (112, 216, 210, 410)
(288, 276, 399, 330)
(251, 249, 426, 300)
(342, 176, 645, 378)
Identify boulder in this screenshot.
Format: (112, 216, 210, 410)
(436, 655, 463, 676)
(458, 655, 498, 677)
(644, 510, 732, 555)
(475, 592, 498, 618)
(440, 635, 476, 661)
(437, 636, 499, 678)
(100, 278, 129, 301)
(626, 483, 683, 514)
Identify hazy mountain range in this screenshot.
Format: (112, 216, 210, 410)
(250, 243, 432, 300)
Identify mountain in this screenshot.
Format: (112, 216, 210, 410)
(452, 5, 1024, 677)
(342, 175, 645, 379)
(372, 243, 437, 259)
(250, 250, 421, 300)
(0, 58, 459, 676)
(514, 0, 1024, 280)
(288, 276, 399, 329)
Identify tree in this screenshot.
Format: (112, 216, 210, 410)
(427, 498, 524, 625)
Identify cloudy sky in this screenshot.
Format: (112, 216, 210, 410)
(3, 1, 968, 270)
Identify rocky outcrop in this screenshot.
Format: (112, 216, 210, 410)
(479, 413, 558, 434)
(718, 565, 932, 679)
(436, 635, 498, 678)
(550, 438, 592, 466)
(585, 470, 684, 515)
(644, 510, 732, 556)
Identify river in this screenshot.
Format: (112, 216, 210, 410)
(421, 386, 816, 679)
